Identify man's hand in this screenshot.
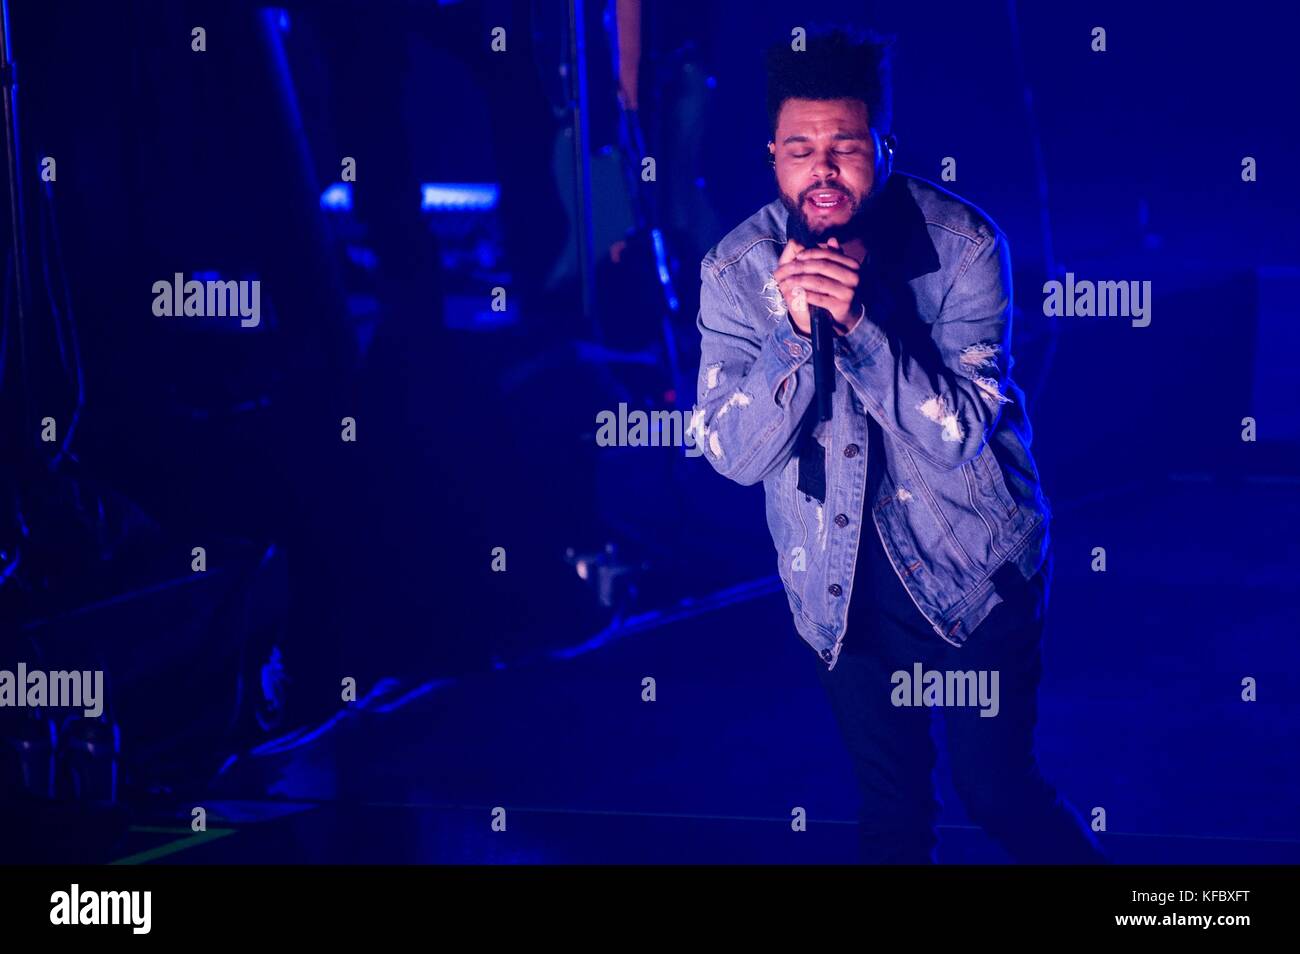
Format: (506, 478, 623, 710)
(774, 236, 864, 336)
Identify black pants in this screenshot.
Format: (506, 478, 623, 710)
(813, 556, 1107, 864)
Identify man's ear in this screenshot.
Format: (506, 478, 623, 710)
(767, 141, 776, 167)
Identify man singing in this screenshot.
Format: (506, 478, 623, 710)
(689, 27, 1105, 864)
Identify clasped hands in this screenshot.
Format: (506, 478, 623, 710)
(773, 235, 866, 338)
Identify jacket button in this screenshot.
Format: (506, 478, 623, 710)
(820, 648, 834, 662)
(834, 513, 848, 528)
(844, 444, 860, 458)
(827, 583, 842, 597)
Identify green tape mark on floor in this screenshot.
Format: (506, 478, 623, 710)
(110, 826, 236, 865)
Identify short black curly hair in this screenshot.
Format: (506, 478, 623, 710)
(765, 26, 895, 136)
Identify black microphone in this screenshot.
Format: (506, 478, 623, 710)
(785, 215, 836, 422)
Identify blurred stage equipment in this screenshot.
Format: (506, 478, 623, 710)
(602, 0, 686, 403)
(533, 0, 692, 407)
(565, 543, 645, 611)
(0, 4, 303, 827)
(420, 181, 517, 331)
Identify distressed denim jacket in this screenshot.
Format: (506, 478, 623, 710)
(690, 173, 1051, 671)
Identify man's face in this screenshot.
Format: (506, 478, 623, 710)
(770, 97, 876, 242)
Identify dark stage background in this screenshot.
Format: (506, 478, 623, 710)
(1, 0, 1297, 865)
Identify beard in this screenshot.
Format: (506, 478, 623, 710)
(778, 181, 870, 245)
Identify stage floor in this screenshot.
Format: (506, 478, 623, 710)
(35, 475, 1300, 865)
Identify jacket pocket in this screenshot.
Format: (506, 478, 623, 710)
(974, 444, 1019, 518)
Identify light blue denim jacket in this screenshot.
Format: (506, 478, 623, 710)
(690, 173, 1051, 670)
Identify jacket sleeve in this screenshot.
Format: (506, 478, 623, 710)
(834, 228, 1015, 470)
(690, 256, 816, 486)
